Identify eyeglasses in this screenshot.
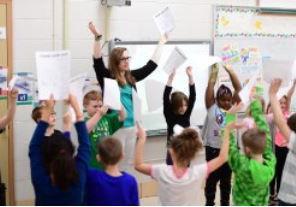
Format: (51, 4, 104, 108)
(120, 56, 131, 61)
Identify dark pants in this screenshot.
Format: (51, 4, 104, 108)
(0, 172, 5, 206)
(279, 200, 296, 206)
(270, 145, 288, 196)
(205, 146, 232, 206)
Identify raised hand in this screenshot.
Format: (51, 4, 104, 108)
(186, 66, 193, 77)
(223, 64, 234, 73)
(88, 21, 101, 37)
(228, 102, 244, 114)
(159, 33, 168, 45)
(269, 79, 282, 96)
(8, 88, 18, 102)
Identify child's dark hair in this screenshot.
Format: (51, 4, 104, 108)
(287, 113, 296, 133)
(216, 84, 232, 100)
(98, 137, 122, 166)
(242, 128, 266, 154)
(83, 90, 102, 106)
(171, 92, 188, 114)
(42, 131, 78, 191)
(31, 106, 43, 123)
(170, 128, 203, 166)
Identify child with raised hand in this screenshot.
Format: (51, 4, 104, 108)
(225, 98, 276, 205)
(83, 90, 125, 170)
(85, 137, 139, 206)
(134, 120, 233, 206)
(269, 79, 296, 205)
(269, 79, 296, 203)
(0, 88, 18, 132)
(29, 94, 90, 205)
(202, 63, 242, 206)
(163, 66, 196, 165)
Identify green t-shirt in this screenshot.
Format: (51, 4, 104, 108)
(226, 100, 276, 205)
(85, 111, 123, 170)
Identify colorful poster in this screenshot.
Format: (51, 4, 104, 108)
(10, 72, 35, 105)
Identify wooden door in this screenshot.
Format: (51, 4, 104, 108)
(0, 0, 14, 205)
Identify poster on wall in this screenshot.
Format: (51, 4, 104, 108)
(219, 44, 262, 86)
(9, 72, 36, 105)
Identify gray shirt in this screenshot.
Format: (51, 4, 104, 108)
(202, 103, 226, 149)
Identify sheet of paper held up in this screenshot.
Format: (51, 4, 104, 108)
(198, 56, 222, 69)
(154, 6, 175, 35)
(103, 78, 121, 110)
(263, 59, 293, 87)
(36, 51, 71, 100)
(145, 79, 166, 112)
(69, 73, 87, 122)
(163, 47, 187, 74)
(132, 88, 142, 123)
(239, 72, 259, 106)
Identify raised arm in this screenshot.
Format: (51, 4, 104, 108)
(0, 89, 18, 129)
(131, 35, 167, 82)
(89, 22, 111, 91)
(186, 66, 196, 115)
(163, 71, 175, 116)
(205, 63, 219, 109)
(286, 79, 296, 110)
(134, 124, 151, 176)
(29, 96, 54, 184)
(269, 79, 291, 140)
(224, 64, 242, 104)
(69, 94, 90, 167)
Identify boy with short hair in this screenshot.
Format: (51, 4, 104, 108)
(83, 90, 125, 169)
(225, 99, 276, 205)
(85, 137, 139, 206)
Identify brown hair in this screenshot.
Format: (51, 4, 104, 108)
(171, 92, 189, 114)
(242, 128, 266, 154)
(98, 137, 122, 166)
(170, 128, 203, 166)
(287, 113, 296, 133)
(108, 47, 136, 87)
(83, 90, 102, 106)
(44, 132, 78, 191)
(31, 106, 43, 123)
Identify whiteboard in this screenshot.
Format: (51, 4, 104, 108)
(213, 5, 296, 111)
(115, 41, 211, 131)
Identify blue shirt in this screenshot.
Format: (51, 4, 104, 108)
(120, 84, 134, 127)
(29, 121, 90, 205)
(85, 169, 139, 206)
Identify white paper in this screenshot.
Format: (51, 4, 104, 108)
(103, 78, 121, 110)
(0, 27, 6, 40)
(36, 51, 71, 100)
(163, 47, 187, 74)
(9, 74, 33, 93)
(198, 56, 222, 68)
(239, 72, 259, 105)
(69, 73, 87, 122)
(153, 6, 175, 35)
(145, 79, 165, 111)
(132, 88, 142, 123)
(173, 124, 184, 136)
(263, 59, 293, 87)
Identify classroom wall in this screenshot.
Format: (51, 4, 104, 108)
(10, 0, 295, 203)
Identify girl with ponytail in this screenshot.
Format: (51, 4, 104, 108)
(134, 122, 234, 205)
(29, 95, 90, 205)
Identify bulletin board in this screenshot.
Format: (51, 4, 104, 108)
(213, 5, 296, 110)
